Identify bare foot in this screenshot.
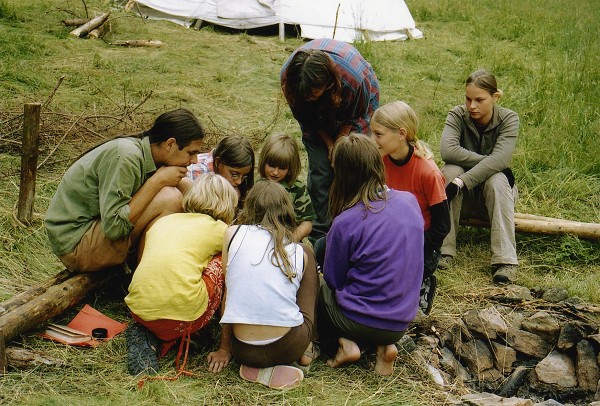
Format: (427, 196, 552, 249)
(298, 342, 316, 366)
(326, 337, 360, 368)
(374, 344, 398, 376)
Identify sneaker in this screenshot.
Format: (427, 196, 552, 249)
(126, 322, 160, 375)
(419, 274, 437, 315)
(437, 255, 453, 270)
(492, 264, 518, 284)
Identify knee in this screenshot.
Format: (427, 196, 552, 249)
(441, 164, 465, 186)
(153, 186, 184, 213)
(483, 173, 512, 196)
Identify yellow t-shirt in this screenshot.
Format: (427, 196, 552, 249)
(125, 213, 227, 322)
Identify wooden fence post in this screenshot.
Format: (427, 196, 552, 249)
(17, 102, 41, 225)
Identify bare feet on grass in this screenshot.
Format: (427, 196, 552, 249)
(374, 344, 398, 376)
(326, 337, 360, 368)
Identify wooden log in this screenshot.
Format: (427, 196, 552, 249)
(61, 18, 90, 27)
(110, 39, 162, 48)
(0, 270, 116, 344)
(0, 269, 72, 318)
(69, 12, 110, 38)
(87, 25, 105, 39)
(17, 103, 41, 224)
(460, 214, 600, 240)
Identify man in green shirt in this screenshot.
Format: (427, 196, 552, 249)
(45, 108, 205, 273)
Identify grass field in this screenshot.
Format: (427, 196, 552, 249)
(0, 0, 599, 404)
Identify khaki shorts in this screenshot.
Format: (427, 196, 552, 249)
(59, 220, 132, 272)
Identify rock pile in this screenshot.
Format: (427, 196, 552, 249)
(405, 285, 600, 405)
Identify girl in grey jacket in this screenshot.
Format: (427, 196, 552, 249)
(439, 69, 519, 284)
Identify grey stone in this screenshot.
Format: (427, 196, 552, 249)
(491, 285, 534, 303)
(396, 334, 417, 354)
(521, 311, 561, 343)
(498, 366, 531, 398)
(461, 392, 534, 406)
(417, 334, 439, 349)
(478, 367, 504, 383)
(542, 287, 569, 303)
(588, 333, 600, 347)
(491, 341, 517, 374)
(505, 327, 553, 359)
(557, 322, 585, 351)
(495, 305, 526, 330)
(459, 339, 494, 374)
(445, 318, 474, 355)
(534, 350, 578, 388)
(576, 339, 600, 392)
(464, 309, 497, 340)
(596, 378, 600, 400)
(532, 400, 564, 406)
(440, 346, 472, 382)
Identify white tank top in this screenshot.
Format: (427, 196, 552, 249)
(221, 225, 304, 327)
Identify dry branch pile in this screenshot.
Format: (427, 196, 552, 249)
(62, 10, 162, 47)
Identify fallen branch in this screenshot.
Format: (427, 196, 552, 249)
(43, 75, 65, 109)
(460, 213, 600, 240)
(6, 346, 65, 369)
(0, 269, 118, 345)
(61, 18, 89, 26)
(110, 39, 162, 48)
(69, 12, 110, 38)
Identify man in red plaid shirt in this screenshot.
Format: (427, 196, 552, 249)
(281, 38, 380, 242)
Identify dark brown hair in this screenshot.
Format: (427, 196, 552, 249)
(466, 69, 501, 96)
(282, 49, 342, 109)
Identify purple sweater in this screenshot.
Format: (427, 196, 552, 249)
(324, 190, 424, 332)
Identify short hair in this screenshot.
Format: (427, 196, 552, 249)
(466, 69, 503, 97)
(258, 133, 302, 184)
(371, 101, 432, 159)
(183, 173, 237, 224)
(145, 108, 205, 149)
(329, 133, 387, 218)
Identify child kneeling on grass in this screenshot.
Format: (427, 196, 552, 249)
(124, 173, 238, 375)
(318, 134, 424, 376)
(258, 132, 317, 242)
(207, 180, 319, 390)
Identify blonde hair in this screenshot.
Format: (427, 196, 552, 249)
(371, 101, 433, 159)
(183, 173, 238, 224)
(238, 180, 298, 281)
(329, 134, 387, 219)
(258, 133, 302, 184)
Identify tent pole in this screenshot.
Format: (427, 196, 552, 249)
(278, 1, 284, 41)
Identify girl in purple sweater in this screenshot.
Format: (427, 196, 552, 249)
(318, 134, 424, 376)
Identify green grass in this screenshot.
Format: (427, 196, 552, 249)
(0, 0, 599, 404)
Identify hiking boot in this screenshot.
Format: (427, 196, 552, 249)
(126, 322, 160, 375)
(419, 274, 437, 315)
(437, 255, 453, 270)
(492, 264, 518, 284)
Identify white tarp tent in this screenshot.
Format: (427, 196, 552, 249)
(124, 0, 423, 42)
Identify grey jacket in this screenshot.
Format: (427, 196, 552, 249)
(440, 105, 519, 190)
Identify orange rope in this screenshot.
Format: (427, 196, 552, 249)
(137, 323, 198, 389)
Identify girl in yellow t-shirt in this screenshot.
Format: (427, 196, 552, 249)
(125, 173, 238, 376)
